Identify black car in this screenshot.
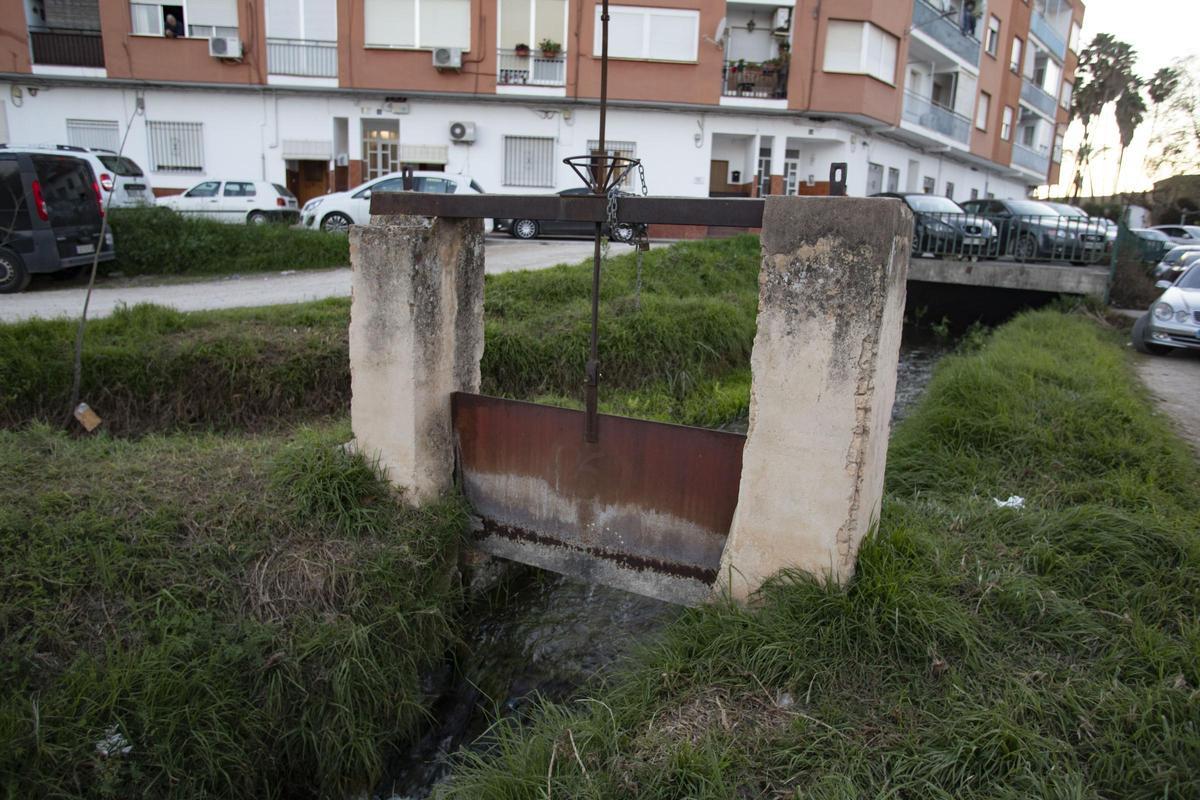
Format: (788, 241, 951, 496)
(0, 147, 114, 293)
(494, 187, 646, 242)
(959, 198, 1109, 264)
(871, 192, 997, 258)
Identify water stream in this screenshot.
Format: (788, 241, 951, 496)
(375, 337, 951, 798)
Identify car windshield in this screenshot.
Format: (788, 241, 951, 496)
(1007, 200, 1059, 216)
(1177, 265, 1200, 290)
(1163, 247, 1200, 264)
(905, 195, 963, 213)
(97, 156, 144, 176)
(1134, 229, 1169, 241)
(1045, 203, 1088, 217)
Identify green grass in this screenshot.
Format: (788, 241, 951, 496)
(0, 423, 468, 799)
(1, 237, 761, 434)
(433, 310, 1200, 800)
(105, 207, 348, 277)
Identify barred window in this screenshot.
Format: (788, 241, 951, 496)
(503, 136, 556, 188)
(147, 121, 205, 173)
(587, 139, 636, 189)
(66, 119, 119, 151)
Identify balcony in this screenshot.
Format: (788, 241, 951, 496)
(266, 38, 337, 78)
(1011, 142, 1051, 176)
(911, 0, 980, 65)
(722, 61, 787, 100)
(29, 27, 104, 68)
(902, 91, 970, 144)
(1030, 10, 1067, 59)
(497, 48, 566, 87)
(1020, 79, 1058, 118)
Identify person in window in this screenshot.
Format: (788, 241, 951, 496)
(164, 13, 184, 38)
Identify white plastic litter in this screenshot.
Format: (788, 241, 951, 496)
(95, 726, 132, 758)
(992, 495, 1025, 509)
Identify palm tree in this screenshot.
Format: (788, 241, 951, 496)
(1142, 67, 1180, 178)
(1113, 80, 1146, 193)
(1069, 34, 1139, 200)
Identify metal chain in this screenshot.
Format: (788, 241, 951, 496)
(638, 162, 648, 197)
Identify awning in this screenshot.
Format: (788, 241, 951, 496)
(281, 139, 333, 160)
(400, 143, 449, 164)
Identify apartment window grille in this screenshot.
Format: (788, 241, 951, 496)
(188, 24, 239, 38)
(147, 121, 204, 173)
(1009, 36, 1022, 73)
(976, 91, 991, 131)
(364, 0, 471, 49)
(1060, 81, 1072, 110)
(1053, 133, 1064, 163)
(66, 119, 119, 151)
(587, 139, 637, 189)
(503, 136, 556, 187)
(594, 5, 698, 62)
(886, 167, 900, 193)
(922, 176, 935, 194)
(985, 15, 1000, 56)
(945, 181, 955, 200)
(823, 20, 897, 85)
(1001, 105, 1013, 140)
(362, 119, 399, 180)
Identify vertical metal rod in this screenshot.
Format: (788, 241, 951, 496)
(597, 0, 609, 181)
(585, 0, 610, 444)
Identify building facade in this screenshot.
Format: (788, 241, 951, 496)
(0, 0, 1084, 208)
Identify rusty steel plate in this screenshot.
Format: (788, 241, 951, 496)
(452, 393, 746, 605)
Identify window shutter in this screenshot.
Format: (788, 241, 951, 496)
(419, 0, 470, 48)
(303, 0, 338, 41)
(365, 0, 416, 47)
(189, 0, 238, 29)
(266, 0, 302, 39)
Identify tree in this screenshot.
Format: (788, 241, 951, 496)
(1069, 34, 1140, 200)
(1146, 56, 1200, 179)
(1113, 80, 1146, 193)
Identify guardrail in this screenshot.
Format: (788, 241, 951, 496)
(722, 61, 787, 99)
(911, 211, 1111, 265)
(902, 91, 971, 144)
(911, 0, 981, 64)
(497, 48, 566, 86)
(266, 37, 337, 77)
(29, 27, 104, 68)
(1020, 79, 1058, 117)
(1011, 142, 1051, 175)
(1029, 10, 1067, 59)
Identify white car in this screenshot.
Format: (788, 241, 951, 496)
(301, 171, 487, 233)
(1150, 224, 1200, 246)
(1133, 262, 1200, 355)
(158, 180, 300, 224)
(4, 144, 153, 208)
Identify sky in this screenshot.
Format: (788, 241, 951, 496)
(1043, 0, 1200, 197)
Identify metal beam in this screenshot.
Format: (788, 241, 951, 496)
(370, 192, 768, 226)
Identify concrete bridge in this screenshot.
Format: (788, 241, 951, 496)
(907, 258, 1109, 297)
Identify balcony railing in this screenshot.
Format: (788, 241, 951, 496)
(902, 91, 971, 144)
(721, 61, 787, 99)
(29, 27, 104, 68)
(497, 48, 566, 87)
(1029, 11, 1067, 59)
(911, 0, 981, 65)
(266, 37, 337, 78)
(1011, 142, 1051, 175)
(1020, 78, 1058, 118)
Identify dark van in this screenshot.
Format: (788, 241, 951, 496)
(0, 148, 114, 293)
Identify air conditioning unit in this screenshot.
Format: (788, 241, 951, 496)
(209, 36, 242, 58)
(449, 121, 476, 144)
(432, 47, 463, 70)
(334, 153, 350, 167)
(772, 8, 791, 34)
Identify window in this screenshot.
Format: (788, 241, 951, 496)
(185, 181, 221, 197)
(1068, 20, 1081, 53)
(1001, 106, 1013, 140)
(267, 0, 338, 41)
(986, 15, 1000, 56)
(1053, 133, 1064, 163)
(970, 187, 979, 200)
(131, 3, 183, 35)
(500, 0, 567, 51)
(823, 20, 898, 85)
(886, 167, 900, 193)
(66, 119, 119, 151)
(757, 146, 771, 196)
(418, 177, 457, 193)
(147, 121, 204, 173)
(945, 182, 955, 200)
(223, 181, 256, 196)
(1009, 36, 1022, 73)
(1060, 80, 1072, 110)
(503, 136, 556, 187)
(0, 158, 31, 230)
(362, 119, 398, 180)
(587, 139, 637, 188)
(594, 6, 698, 62)
(922, 176, 935, 194)
(976, 91, 990, 131)
(364, 0, 471, 49)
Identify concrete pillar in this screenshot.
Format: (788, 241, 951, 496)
(718, 196, 911, 600)
(348, 215, 485, 506)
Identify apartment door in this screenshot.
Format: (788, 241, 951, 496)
(287, 160, 328, 207)
(709, 160, 729, 196)
(866, 162, 884, 195)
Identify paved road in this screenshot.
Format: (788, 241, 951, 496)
(1133, 349, 1200, 459)
(0, 237, 596, 322)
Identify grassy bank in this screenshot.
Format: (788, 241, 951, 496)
(436, 310, 1200, 799)
(0, 423, 467, 799)
(105, 207, 348, 277)
(1, 237, 760, 434)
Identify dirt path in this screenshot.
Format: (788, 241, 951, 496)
(1133, 349, 1200, 459)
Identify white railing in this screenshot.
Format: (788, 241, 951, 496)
(497, 48, 566, 87)
(266, 38, 337, 78)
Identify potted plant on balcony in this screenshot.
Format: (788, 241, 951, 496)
(514, 43, 530, 57)
(538, 38, 562, 58)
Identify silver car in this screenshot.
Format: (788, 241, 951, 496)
(1133, 263, 1200, 355)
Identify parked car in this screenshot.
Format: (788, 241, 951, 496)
(1128, 228, 1173, 264)
(1132, 262, 1200, 355)
(1149, 224, 1200, 246)
(301, 171, 487, 233)
(157, 180, 299, 224)
(959, 198, 1109, 263)
(1, 144, 152, 209)
(1040, 201, 1117, 243)
(494, 187, 646, 242)
(0, 147, 114, 293)
(1155, 246, 1200, 281)
(870, 192, 996, 259)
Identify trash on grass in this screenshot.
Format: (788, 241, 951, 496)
(96, 726, 132, 758)
(992, 495, 1025, 509)
(74, 403, 102, 432)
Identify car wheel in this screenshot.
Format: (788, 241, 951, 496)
(321, 212, 353, 234)
(1131, 313, 1172, 356)
(1013, 233, 1039, 261)
(247, 210, 270, 225)
(0, 250, 30, 294)
(511, 219, 539, 240)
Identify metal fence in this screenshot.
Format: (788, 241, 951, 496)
(902, 91, 971, 144)
(912, 0, 981, 64)
(910, 211, 1111, 264)
(721, 61, 787, 99)
(29, 28, 104, 68)
(1020, 79, 1058, 117)
(497, 49, 567, 86)
(266, 38, 338, 78)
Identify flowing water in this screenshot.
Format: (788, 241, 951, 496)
(375, 338, 950, 798)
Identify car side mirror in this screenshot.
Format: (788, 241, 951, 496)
(1155, 280, 1172, 290)
(360, 190, 371, 200)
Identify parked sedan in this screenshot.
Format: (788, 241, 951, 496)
(870, 192, 996, 258)
(959, 198, 1109, 263)
(1149, 224, 1200, 246)
(301, 171, 487, 233)
(1041, 201, 1117, 243)
(158, 180, 299, 224)
(1133, 262, 1200, 355)
(494, 187, 646, 242)
(1155, 246, 1200, 281)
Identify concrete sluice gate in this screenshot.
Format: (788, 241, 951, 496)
(347, 196, 911, 605)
